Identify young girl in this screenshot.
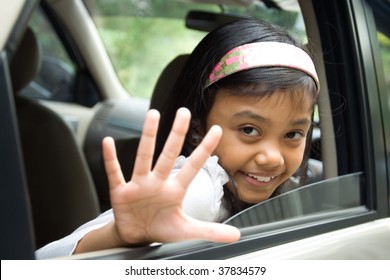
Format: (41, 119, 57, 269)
(35, 19, 319, 259)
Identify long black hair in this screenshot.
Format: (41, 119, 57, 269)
(155, 19, 319, 215)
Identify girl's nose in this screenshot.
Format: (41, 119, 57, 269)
(254, 141, 284, 168)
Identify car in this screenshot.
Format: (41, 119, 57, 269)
(0, 0, 389, 260)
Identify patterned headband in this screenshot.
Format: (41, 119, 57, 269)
(205, 42, 320, 92)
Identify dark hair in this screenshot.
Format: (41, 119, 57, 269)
(155, 19, 319, 215)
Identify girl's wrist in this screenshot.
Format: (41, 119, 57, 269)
(112, 221, 152, 247)
(74, 221, 130, 254)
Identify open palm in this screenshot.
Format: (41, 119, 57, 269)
(102, 108, 240, 246)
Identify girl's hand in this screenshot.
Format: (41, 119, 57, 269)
(103, 108, 240, 247)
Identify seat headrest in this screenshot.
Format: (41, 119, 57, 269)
(150, 54, 189, 111)
(10, 27, 41, 93)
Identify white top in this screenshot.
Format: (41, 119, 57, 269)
(35, 156, 229, 259)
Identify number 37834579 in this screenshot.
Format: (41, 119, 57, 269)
(218, 266, 266, 276)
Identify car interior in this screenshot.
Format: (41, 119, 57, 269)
(2, 0, 389, 260)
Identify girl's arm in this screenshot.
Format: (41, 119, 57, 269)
(74, 108, 240, 254)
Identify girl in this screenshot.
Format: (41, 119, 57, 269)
(35, 19, 319, 259)
(154, 19, 319, 216)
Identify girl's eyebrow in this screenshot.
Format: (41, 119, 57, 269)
(291, 118, 312, 126)
(232, 110, 311, 126)
(232, 110, 269, 123)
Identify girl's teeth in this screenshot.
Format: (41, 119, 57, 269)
(247, 173, 273, 182)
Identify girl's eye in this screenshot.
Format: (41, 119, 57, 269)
(286, 131, 304, 140)
(241, 126, 260, 136)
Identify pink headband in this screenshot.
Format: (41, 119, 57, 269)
(205, 42, 320, 92)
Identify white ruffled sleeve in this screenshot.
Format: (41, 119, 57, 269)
(171, 155, 229, 222)
(35, 209, 114, 259)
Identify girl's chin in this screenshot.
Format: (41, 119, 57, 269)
(234, 189, 272, 204)
(233, 181, 280, 204)
(240, 196, 268, 204)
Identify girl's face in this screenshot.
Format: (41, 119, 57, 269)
(206, 89, 313, 204)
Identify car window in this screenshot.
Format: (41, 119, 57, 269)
(20, 8, 77, 102)
(84, 0, 307, 99)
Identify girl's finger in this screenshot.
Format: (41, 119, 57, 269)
(175, 125, 222, 189)
(181, 217, 240, 243)
(102, 137, 125, 190)
(153, 108, 191, 180)
(132, 109, 160, 177)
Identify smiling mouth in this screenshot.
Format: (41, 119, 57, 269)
(245, 172, 276, 183)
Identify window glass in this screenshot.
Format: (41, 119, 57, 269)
(84, 0, 306, 99)
(225, 172, 363, 228)
(21, 8, 76, 102)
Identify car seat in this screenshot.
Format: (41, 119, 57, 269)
(149, 54, 189, 111)
(10, 27, 100, 249)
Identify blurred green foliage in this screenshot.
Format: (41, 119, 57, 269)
(87, 0, 302, 98)
(96, 17, 205, 98)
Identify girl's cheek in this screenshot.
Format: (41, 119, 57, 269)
(289, 145, 306, 170)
